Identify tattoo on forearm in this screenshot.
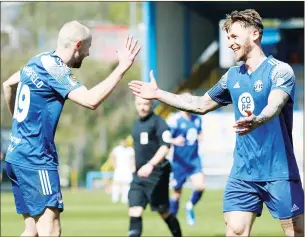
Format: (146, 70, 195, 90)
(161, 91, 203, 114)
(256, 95, 288, 126)
(183, 94, 198, 104)
(255, 113, 269, 126)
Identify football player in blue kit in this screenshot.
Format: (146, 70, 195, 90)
(167, 106, 204, 226)
(128, 9, 304, 236)
(3, 21, 141, 237)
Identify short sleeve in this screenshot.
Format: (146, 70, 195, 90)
(156, 117, 172, 148)
(41, 55, 83, 99)
(208, 70, 232, 105)
(270, 63, 296, 101)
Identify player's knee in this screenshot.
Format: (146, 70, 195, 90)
(226, 221, 248, 236)
(22, 214, 37, 237)
(36, 208, 61, 236)
(21, 229, 38, 237)
(172, 190, 181, 200)
(53, 222, 62, 237)
(284, 228, 304, 237)
(51, 226, 61, 237)
(129, 206, 144, 217)
(37, 227, 61, 237)
(194, 184, 205, 192)
(192, 179, 205, 191)
(56, 224, 62, 237)
(282, 214, 304, 237)
(37, 223, 61, 237)
(159, 211, 170, 219)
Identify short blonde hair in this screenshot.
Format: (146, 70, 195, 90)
(222, 9, 264, 40)
(57, 21, 91, 48)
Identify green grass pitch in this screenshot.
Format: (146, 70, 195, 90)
(1, 189, 283, 236)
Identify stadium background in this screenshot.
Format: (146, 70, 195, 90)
(1, 2, 303, 236)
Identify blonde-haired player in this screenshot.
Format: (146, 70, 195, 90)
(4, 20, 140, 237)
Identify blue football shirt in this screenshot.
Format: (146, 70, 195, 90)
(5, 51, 82, 170)
(208, 56, 299, 181)
(167, 112, 202, 167)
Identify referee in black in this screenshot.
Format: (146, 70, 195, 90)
(128, 96, 182, 237)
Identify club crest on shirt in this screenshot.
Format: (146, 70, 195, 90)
(254, 80, 263, 92)
(68, 74, 78, 86)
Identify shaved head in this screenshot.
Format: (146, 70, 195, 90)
(55, 21, 92, 68)
(57, 21, 91, 49)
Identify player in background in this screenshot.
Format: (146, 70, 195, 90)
(128, 96, 182, 237)
(167, 102, 205, 226)
(128, 9, 304, 236)
(109, 139, 135, 204)
(3, 20, 140, 237)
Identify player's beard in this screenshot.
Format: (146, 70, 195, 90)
(72, 58, 83, 68)
(235, 38, 252, 62)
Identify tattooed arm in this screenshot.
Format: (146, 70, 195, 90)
(128, 70, 224, 115)
(256, 62, 295, 127)
(254, 90, 290, 126)
(156, 90, 221, 115)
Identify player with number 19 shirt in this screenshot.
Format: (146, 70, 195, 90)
(3, 21, 141, 237)
(6, 52, 82, 171)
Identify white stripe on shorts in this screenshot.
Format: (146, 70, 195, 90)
(44, 170, 53, 195)
(38, 170, 47, 195)
(41, 170, 49, 195)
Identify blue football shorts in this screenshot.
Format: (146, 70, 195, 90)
(223, 177, 304, 219)
(171, 157, 202, 190)
(6, 162, 64, 217)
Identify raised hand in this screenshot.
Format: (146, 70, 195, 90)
(116, 35, 141, 71)
(128, 70, 159, 100)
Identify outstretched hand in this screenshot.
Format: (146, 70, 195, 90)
(233, 110, 259, 135)
(116, 35, 141, 71)
(128, 70, 159, 99)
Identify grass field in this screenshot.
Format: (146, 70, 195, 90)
(1, 188, 283, 236)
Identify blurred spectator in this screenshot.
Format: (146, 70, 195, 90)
(108, 139, 135, 204)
